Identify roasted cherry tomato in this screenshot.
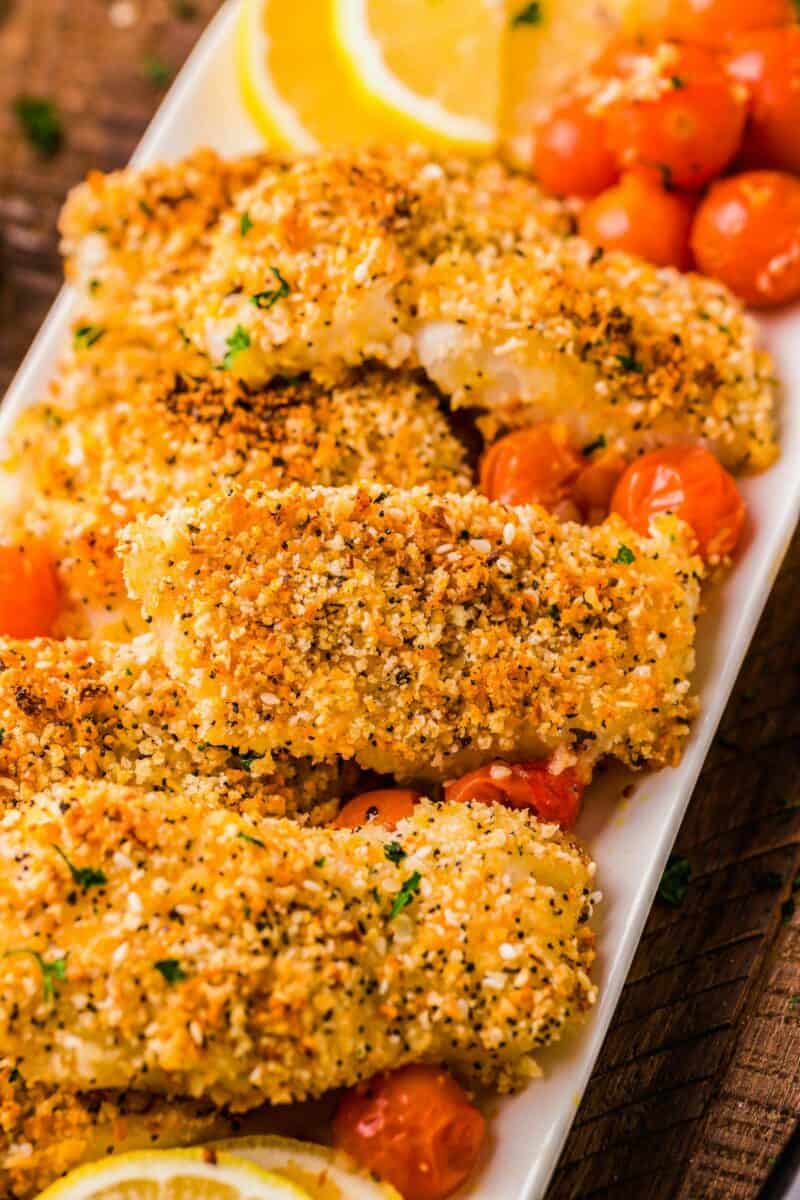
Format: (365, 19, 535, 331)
(333, 1065, 486, 1200)
(573, 448, 630, 524)
(579, 170, 695, 270)
(690, 170, 800, 307)
(333, 788, 421, 830)
(611, 445, 746, 560)
(604, 43, 747, 190)
(532, 96, 619, 198)
(661, 0, 795, 49)
(480, 425, 584, 516)
(727, 29, 800, 175)
(444, 761, 584, 828)
(0, 542, 61, 638)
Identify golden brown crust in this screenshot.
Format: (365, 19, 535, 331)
(0, 783, 598, 1109)
(0, 635, 347, 821)
(0, 1065, 232, 1200)
(121, 483, 702, 779)
(1, 364, 469, 639)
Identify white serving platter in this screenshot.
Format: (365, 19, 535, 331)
(2, 3, 799, 1196)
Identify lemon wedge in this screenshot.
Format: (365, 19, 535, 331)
(211, 1137, 402, 1200)
(236, 0, 502, 152)
(35, 1149, 313, 1200)
(332, 0, 502, 149)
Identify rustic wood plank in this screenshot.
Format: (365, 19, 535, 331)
(0, 4, 798, 1198)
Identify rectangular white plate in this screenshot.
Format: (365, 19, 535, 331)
(2, 3, 799, 1196)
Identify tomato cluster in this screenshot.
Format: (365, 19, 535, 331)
(531, 0, 800, 308)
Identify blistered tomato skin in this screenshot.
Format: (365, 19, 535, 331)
(611, 445, 746, 561)
(690, 171, 800, 308)
(444, 761, 585, 829)
(333, 788, 421, 830)
(727, 29, 800, 175)
(578, 171, 696, 270)
(333, 1065, 486, 1200)
(661, 0, 795, 49)
(604, 44, 747, 190)
(479, 425, 584, 515)
(0, 542, 61, 638)
(532, 96, 619, 198)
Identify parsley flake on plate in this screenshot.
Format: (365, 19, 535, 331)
(154, 958, 188, 984)
(252, 266, 291, 310)
(52, 845, 107, 892)
(388, 871, 422, 921)
(657, 856, 691, 907)
(3, 949, 68, 1002)
(13, 96, 63, 156)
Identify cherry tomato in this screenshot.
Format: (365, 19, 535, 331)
(661, 0, 795, 49)
(573, 448, 630, 523)
(727, 29, 800, 175)
(333, 788, 421, 830)
(611, 445, 746, 560)
(532, 96, 619, 198)
(0, 542, 61, 638)
(604, 44, 747, 189)
(690, 170, 800, 307)
(444, 761, 584, 828)
(333, 1065, 486, 1200)
(479, 425, 584, 515)
(579, 170, 696, 270)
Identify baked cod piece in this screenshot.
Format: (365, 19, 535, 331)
(121, 483, 702, 781)
(0, 783, 598, 1108)
(0, 1065, 233, 1200)
(0, 366, 469, 639)
(176, 147, 776, 471)
(0, 634, 347, 822)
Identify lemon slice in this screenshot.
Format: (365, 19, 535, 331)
(333, 0, 501, 149)
(211, 1137, 402, 1200)
(36, 1149, 312, 1200)
(236, 0, 501, 152)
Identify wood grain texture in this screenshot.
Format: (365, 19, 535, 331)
(0, 4, 798, 1197)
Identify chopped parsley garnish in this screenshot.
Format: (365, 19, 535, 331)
(549, 604, 561, 622)
(0, 729, 4, 745)
(581, 434, 606, 456)
(143, 55, 172, 86)
(510, 2, 542, 26)
(237, 830, 265, 849)
(252, 266, 291, 310)
(616, 353, 644, 374)
(388, 871, 422, 921)
(657, 856, 691, 907)
(154, 958, 187, 984)
(614, 544, 636, 565)
(240, 211, 254, 237)
(384, 841, 406, 865)
(3, 949, 68, 1002)
(671, 75, 686, 89)
(52, 845, 107, 892)
(234, 749, 264, 772)
(74, 324, 105, 351)
(314, 856, 326, 868)
(13, 96, 63, 156)
(221, 325, 251, 370)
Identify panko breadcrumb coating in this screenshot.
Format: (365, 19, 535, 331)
(0, 783, 598, 1109)
(121, 483, 702, 780)
(0, 1065, 233, 1200)
(167, 147, 776, 471)
(1, 364, 469, 638)
(0, 635, 348, 822)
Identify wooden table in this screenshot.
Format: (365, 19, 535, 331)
(1, 3, 799, 1196)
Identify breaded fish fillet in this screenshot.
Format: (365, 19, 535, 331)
(0, 635, 347, 822)
(0, 783, 598, 1107)
(121, 484, 701, 780)
(59, 148, 266, 346)
(1, 366, 469, 639)
(172, 148, 776, 471)
(0, 1065, 232, 1200)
